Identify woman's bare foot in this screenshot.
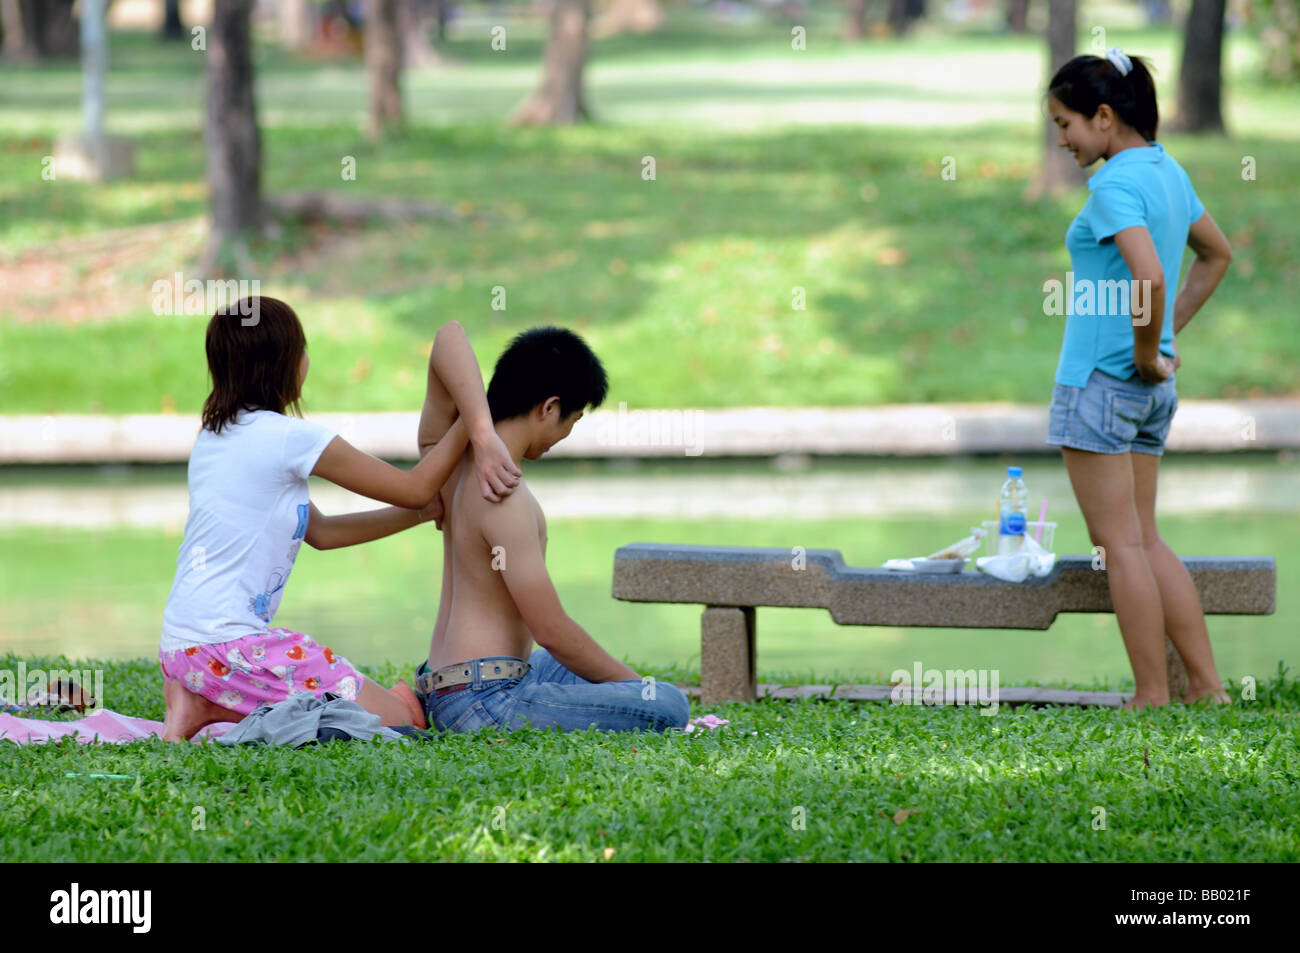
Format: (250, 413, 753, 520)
(161, 678, 242, 742)
(1183, 681, 1232, 706)
(1122, 693, 1171, 711)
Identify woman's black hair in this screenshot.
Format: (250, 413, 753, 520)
(201, 296, 307, 433)
(1048, 53, 1159, 142)
(486, 326, 608, 423)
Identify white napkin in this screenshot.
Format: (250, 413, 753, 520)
(882, 557, 925, 571)
(975, 533, 1057, 582)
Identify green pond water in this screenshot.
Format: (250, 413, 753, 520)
(1, 455, 1295, 689)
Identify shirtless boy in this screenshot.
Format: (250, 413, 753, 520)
(411, 322, 690, 734)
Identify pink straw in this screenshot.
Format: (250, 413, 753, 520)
(1034, 498, 1049, 542)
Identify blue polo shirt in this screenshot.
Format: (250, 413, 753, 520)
(1054, 141, 1205, 387)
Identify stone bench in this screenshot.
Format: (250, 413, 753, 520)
(611, 543, 1277, 705)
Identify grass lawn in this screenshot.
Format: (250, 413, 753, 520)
(2, 14, 1297, 414)
(2, 653, 1298, 862)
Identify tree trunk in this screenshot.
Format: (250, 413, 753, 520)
(160, 0, 184, 40)
(1174, 0, 1226, 133)
(887, 0, 907, 35)
(398, 0, 444, 67)
(887, 0, 928, 35)
(19, 0, 79, 58)
(510, 0, 591, 125)
(0, 0, 38, 59)
(1027, 0, 1085, 199)
(1006, 0, 1029, 33)
(43, 0, 80, 57)
(364, 0, 404, 138)
(434, 0, 448, 42)
(844, 0, 867, 40)
(204, 0, 262, 275)
(279, 0, 314, 49)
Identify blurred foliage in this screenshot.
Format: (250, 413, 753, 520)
(1242, 0, 1300, 80)
(1, 12, 1297, 412)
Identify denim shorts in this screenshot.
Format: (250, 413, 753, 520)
(415, 648, 690, 734)
(1046, 367, 1178, 456)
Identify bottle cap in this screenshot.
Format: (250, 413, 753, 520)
(1007, 466, 1022, 478)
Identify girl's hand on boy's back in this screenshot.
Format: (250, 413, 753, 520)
(471, 427, 522, 503)
(418, 493, 445, 530)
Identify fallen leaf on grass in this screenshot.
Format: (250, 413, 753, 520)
(892, 809, 920, 825)
(682, 715, 729, 733)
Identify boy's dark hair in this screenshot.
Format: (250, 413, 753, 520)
(201, 296, 306, 434)
(486, 326, 609, 423)
(1049, 53, 1159, 142)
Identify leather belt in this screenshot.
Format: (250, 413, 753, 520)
(417, 658, 530, 698)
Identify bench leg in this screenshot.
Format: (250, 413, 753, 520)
(1165, 635, 1189, 701)
(701, 606, 756, 705)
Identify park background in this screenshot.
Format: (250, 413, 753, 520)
(2, 0, 1299, 866)
(1, 0, 1297, 691)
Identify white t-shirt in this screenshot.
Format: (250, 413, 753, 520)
(160, 409, 337, 652)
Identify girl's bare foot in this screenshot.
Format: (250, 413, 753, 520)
(390, 680, 428, 730)
(161, 678, 241, 742)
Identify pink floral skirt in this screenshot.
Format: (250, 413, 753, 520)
(160, 628, 363, 717)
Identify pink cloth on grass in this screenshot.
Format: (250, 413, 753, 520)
(0, 709, 233, 745)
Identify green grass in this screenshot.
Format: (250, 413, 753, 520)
(2, 16, 1297, 414)
(2, 652, 1298, 862)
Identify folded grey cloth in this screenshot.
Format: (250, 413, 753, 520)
(216, 692, 410, 747)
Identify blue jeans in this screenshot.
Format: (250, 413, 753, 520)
(416, 649, 690, 734)
(1046, 367, 1178, 456)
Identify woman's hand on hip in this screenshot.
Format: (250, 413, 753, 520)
(1135, 350, 1175, 383)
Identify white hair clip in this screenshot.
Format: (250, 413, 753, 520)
(1105, 46, 1132, 77)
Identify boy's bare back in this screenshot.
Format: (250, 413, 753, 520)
(428, 447, 548, 670)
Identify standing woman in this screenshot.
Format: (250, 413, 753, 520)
(1044, 48, 1234, 708)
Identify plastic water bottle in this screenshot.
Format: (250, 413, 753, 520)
(998, 466, 1028, 555)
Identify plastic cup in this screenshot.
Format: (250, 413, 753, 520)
(981, 520, 1055, 556)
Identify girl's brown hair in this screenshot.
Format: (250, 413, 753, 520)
(200, 296, 307, 433)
